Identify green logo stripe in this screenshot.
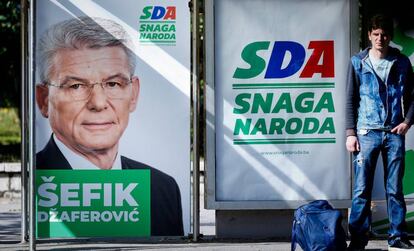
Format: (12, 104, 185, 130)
(232, 82, 335, 90)
(372, 213, 414, 234)
(140, 40, 176, 43)
(139, 44, 177, 47)
(233, 137, 336, 145)
(372, 217, 390, 228)
(372, 211, 414, 228)
(139, 21, 176, 24)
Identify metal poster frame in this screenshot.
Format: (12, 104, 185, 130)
(20, 0, 29, 244)
(191, 0, 201, 242)
(204, 0, 360, 210)
(28, 0, 36, 249)
(24, 0, 200, 248)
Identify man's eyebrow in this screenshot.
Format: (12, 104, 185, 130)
(60, 76, 89, 85)
(59, 74, 130, 85)
(103, 73, 130, 82)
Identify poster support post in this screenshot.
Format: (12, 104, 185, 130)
(191, 0, 201, 242)
(28, 0, 36, 249)
(20, 0, 29, 244)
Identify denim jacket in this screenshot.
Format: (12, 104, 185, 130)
(345, 47, 414, 136)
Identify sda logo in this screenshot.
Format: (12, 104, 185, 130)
(233, 41, 334, 79)
(140, 6, 176, 20)
(231, 40, 337, 139)
(139, 6, 177, 45)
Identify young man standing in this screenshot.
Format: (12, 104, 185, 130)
(346, 14, 414, 250)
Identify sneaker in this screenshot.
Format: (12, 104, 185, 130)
(388, 238, 414, 251)
(347, 242, 365, 251)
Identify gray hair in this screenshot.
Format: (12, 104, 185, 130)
(37, 17, 136, 83)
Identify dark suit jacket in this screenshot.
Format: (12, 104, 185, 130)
(36, 136, 184, 236)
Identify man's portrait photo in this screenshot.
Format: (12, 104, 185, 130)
(35, 12, 189, 236)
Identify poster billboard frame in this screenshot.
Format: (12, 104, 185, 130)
(204, 0, 360, 210)
(25, 0, 194, 245)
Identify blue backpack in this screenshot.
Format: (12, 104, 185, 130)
(291, 200, 347, 251)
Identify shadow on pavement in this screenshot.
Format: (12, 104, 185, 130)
(0, 212, 21, 244)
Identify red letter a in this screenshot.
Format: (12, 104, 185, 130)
(164, 6, 176, 20)
(300, 41, 334, 78)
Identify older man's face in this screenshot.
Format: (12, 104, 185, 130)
(37, 47, 139, 154)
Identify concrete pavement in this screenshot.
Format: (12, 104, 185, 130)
(0, 198, 291, 250)
(0, 198, 391, 251)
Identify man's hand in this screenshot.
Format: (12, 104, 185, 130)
(391, 122, 411, 135)
(346, 136, 360, 152)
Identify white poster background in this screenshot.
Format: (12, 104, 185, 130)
(215, 0, 350, 201)
(35, 0, 190, 234)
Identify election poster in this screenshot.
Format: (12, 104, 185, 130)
(34, 0, 190, 237)
(207, 0, 352, 205)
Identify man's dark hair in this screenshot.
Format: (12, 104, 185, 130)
(368, 14, 394, 38)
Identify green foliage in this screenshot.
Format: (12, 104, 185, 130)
(0, 108, 20, 145)
(0, 1, 21, 108)
(0, 108, 20, 162)
(0, 1, 20, 161)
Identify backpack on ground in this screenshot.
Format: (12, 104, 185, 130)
(291, 200, 347, 251)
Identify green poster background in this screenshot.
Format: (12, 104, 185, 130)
(36, 170, 150, 238)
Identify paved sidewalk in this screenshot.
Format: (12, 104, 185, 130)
(0, 199, 390, 251)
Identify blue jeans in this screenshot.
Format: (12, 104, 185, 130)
(349, 130, 407, 245)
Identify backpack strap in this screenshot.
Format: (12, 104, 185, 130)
(291, 219, 297, 251)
